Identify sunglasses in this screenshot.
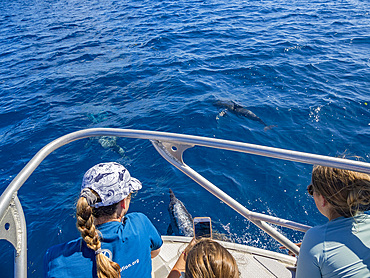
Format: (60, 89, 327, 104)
(307, 184, 314, 196)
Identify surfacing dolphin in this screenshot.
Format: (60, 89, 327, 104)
(214, 100, 276, 131)
(167, 189, 194, 237)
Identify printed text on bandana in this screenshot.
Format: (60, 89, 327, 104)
(121, 259, 140, 272)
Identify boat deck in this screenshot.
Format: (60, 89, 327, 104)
(152, 236, 297, 278)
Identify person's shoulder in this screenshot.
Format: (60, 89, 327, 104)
(302, 223, 328, 245)
(306, 223, 326, 234)
(45, 238, 82, 260)
(126, 212, 151, 222)
(300, 226, 325, 259)
(125, 212, 160, 237)
(47, 238, 81, 252)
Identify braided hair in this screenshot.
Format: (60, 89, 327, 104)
(76, 190, 121, 278)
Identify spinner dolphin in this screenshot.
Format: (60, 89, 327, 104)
(167, 189, 194, 237)
(214, 100, 276, 131)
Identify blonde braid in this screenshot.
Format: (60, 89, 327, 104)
(76, 196, 121, 278)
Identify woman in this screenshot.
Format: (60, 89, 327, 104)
(44, 162, 162, 278)
(168, 237, 240, 278)
(296, 165, 370, 278)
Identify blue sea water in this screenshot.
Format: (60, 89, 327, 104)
(0, 0, 369, 276)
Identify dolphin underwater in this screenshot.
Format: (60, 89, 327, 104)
(167, 189, 194, 237)
(85, 111, 126, 157)
(214, 100, 276, 131)
(98, 136, 125, 156)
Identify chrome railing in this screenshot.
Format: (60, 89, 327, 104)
(1, 128, 370, 277)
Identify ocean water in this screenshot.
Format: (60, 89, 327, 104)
(0, 0, 369, 276)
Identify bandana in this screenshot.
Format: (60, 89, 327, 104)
(81, 162, 142, 208)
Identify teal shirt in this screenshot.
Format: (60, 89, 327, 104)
(296, 213, 370, 278)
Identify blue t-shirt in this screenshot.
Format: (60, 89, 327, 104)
(296, 213, 370, 278)
(44, 212, 163, 278)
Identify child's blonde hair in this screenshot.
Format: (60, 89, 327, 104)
(185, 238, 240, 278)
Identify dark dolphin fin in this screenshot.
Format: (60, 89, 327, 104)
(169, 188, 175, 198)
(167, 223, 173, 235)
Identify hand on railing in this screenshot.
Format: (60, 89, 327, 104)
(279, 242, 302, 257)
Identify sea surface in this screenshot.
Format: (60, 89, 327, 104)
(0, 0, 369, 276)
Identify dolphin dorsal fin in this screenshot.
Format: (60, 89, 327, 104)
(169, 188, 175, 198)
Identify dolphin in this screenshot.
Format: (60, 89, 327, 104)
(85, 111, 126, 157)
(167, 189, 194, 237)
(98, 136, 125, 156)
(214, 100, 276, 131)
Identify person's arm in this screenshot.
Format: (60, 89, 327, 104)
(296, 229, 323, 278)
(167, 239, 197, 278)
(151, 247, 161, 258)
(136, 213, 163, 256)
(279, 242, 302, 257)
(167, 252, 186, 278)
